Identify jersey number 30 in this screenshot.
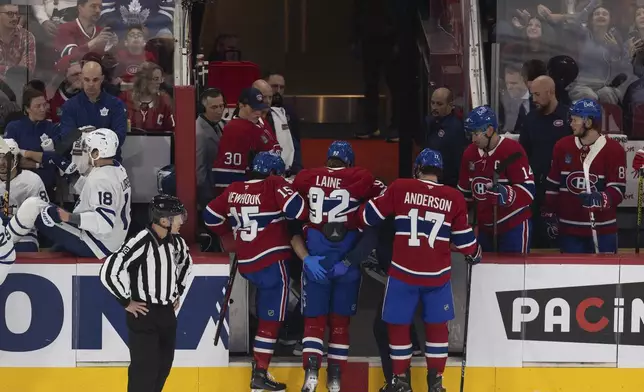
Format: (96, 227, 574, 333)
(407, 208, 445, 248)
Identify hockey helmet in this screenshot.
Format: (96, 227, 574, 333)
(569, 98, 602, 123)
(464, 106, 498, 133)
(0, 138, 19, 172)
(252, 151, 286, 176)
(415, 148, 444, 171)
(156, 164, 176, 196)
(85, 128, 119, 160)
(149, 194, 187, 225)
(327, 140, 354, 166)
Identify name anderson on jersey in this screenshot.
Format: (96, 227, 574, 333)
(404, 193, 452, 212)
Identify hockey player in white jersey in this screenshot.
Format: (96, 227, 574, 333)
(0, 139, 49, 252)
(8, 128, 132, 258)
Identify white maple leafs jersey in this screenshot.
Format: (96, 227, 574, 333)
(74, 162, 132, 254)
(0, 171, 48, 247)
(0, 225, 16, 285)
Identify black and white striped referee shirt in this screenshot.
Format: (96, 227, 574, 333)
(100, 227, 193, 307)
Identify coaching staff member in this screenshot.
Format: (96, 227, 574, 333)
(100, 194, 193, 392)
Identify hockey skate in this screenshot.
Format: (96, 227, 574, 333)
(300, 355, 320, 392)
(250, 362, 286, 392)
(326, 363, 341, 392)
(386, 373, 412, 392)
(427, 370, 446, 392)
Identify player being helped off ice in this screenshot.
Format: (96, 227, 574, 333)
(361, 148, 482, 392)
(291, 140, 385, 392)
(7, 128, 132, 258)
(204, 151, 307, 392)
(544, 98, 626, 253)
(458, 105, 535, 253)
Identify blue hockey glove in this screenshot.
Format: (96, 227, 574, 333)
(541, 211, 559, 240)
(43, 151, 78, 175)
(464, 245, 482, 265)
(304, 255, 327, 281)
(486, 184, 516, 207)
(331, 259, 351, 278)
(579, 191, 610, 211)
(40, 205, 62, 227)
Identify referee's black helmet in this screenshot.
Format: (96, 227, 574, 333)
(150, 194, 187, 225)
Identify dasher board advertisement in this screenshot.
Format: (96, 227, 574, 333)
(467, 255, 644, 368)
(0, 257, 230, 368)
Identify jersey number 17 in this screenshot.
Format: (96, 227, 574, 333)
(407, 208, 445, 249)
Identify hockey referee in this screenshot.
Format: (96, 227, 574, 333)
(100, 194, 193, 392)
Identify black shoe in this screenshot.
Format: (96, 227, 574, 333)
(387, 373, 412, 392)
(355, 129, 381, 139)
(301, 355, 320, 391)
(327, 363, 341, 392)
(385, 128, 399, 143)
(250, 362, 286, 392)
(427, 370, 446, 392)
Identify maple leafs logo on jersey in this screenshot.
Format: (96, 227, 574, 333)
(471, 176, 492, 201)
(565, 171, 598, 195)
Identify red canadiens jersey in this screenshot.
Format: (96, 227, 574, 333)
(203, 175, 307, 273)
(457, 136, 535, 233)
(49, 86, 78, 123)
(293, 166, 386, 231)
(115, 50, 156, 83)
(361, 178, 478, 286)
(545, 135, 626, 236)
(55, 19, 104, 60)
(120, 91, 175, 131)
(212, 118, 281, 190)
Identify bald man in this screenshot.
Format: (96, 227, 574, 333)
(519, 75, 572, 248)
(60, 60, 128, 160)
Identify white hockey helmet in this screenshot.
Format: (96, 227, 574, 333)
(0, 138, 20, 171)
(85, 128, 119, 161)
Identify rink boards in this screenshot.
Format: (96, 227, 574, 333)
(3, 253, 644, 390)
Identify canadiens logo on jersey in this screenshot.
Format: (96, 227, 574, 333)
(470, 176, 492, 200)
(565, 171, 598, 194)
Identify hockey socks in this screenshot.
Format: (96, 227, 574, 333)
(253, 319, 281, 371)
(327, 313, 350, 371)
(387, 323, 413, 375)
(424, 322, 449, 374)
(302, 315, 327, 369)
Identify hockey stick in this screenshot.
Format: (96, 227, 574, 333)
(214, 252, 239, 346)
(492, 152, 523, 252)
(581, 136, 607, 254)
(460, 262, 473, 392)
(637, 169, 644, 254)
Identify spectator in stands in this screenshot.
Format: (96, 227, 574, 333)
(212, 34, 240, 61)
(622, 47, 644, 137)
(518, 76, 571, 248)
(0, 3, 36, 76)
(116, 25, 156, 83)
(514, 59, 546, 132)
(60, 60, 127, 160)
(266, 72, 303, 175)
(499, 64, 530, 132)
(49, 57, 82, 122)
(32, 0, 77, 37)
(196, 88, 226, 209)
(121, 62, 174, 131)
(5, 88, 61, 192)
(100, 0, 174, 38)
(55, 0, 117, 62)
(502, 15, 553, 66)
(421, 87, 466, 188)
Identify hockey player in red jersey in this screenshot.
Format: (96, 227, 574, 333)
(458, 106, 535, 253)
(203, 152, 307, 392)
(291, 140, 385, 392)
(544, 99, 626, 253)
(212, 87, 281, 193)
(361, 148, 482, 392)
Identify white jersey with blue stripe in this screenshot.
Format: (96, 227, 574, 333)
(0, 170, 48, 248)
(0, 225, 15, 285)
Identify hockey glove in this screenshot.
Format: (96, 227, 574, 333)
(541, 211, 559, 240)
(331, 259, 351, 278)
(43, 152, 78, 175)
(465, 244, 482, 265)
(304, 255, 327, 281)
(579, 191, 610, 211)
(632, 148, 644, 175)
(40, 205, 62, 227)
(486, 184, 516, 207)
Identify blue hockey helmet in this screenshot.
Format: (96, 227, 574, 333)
(252, 151, 286, 176)
(415, 148, 444, 171)
(464, 106, 498, 133)
(327, 140, 355, 166)
(569, 98, 602, 124)
(156, 164, 176, 196)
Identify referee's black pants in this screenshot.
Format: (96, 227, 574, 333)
(127, 304, 177, 392)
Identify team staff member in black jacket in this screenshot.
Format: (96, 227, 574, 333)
(100, 195, 193, 392)
(518, 76, 571, 248)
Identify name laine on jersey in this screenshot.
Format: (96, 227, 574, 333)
(315, 176, 341, 189)
(227, 192, 261, 205)
(404, 192, 452, 212)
